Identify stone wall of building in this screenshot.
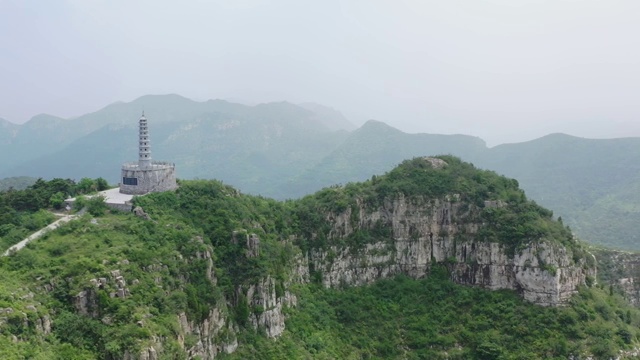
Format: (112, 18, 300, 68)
(120, 163, 177, 195)
(107, 203, 134, 212)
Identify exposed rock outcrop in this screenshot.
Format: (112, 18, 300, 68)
(74, 288, 100, 317)
(133, 206, 151, 221)
(246, 276, 297, 338)
(34, 314, 51, 335)
(44, 164, 602, 359)
(246, 234, 260, 258)
(124, 346, 159, 360)
(177, 308, 237, 359)
(190, 236, 216, 283)
(308, 194, 594, 306)
(595, 249, 640, 306)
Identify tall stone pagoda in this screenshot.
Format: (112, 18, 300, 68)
(119, 112, 177, 195)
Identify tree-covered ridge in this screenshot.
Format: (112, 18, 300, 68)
(0, 178, 306, 359)
(132, 180, 300, 294)
(294, 156, 577, 254)
(0, 162, 631, 359)
(0, 176, 37, 192)
(3, 95, 640, 251)
(0, 212, 208, 359)
(0, 177, 110, 252)
(228, 272, 640, 360)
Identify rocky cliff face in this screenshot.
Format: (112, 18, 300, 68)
(246, 276, 298, 338)
(176, 308, 238, 359)
(116, 275, 294, 360)
(173, 273, 298, 360)
(70, 236, 298, 360)
(595, 249, 640, 306)
(308, 194, 594, 306)
(5, 165, 603, 359)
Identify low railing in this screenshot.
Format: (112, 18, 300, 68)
(121, 161, 175, 170)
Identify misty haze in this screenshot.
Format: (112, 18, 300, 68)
(2, 1, 640, 359)
(2, 1, 640, 145)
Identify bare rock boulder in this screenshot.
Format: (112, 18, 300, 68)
(133, 206, 151, 221)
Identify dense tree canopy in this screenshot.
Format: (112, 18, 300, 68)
(0, 177, 111, 251)
(0, 159, 636, 359)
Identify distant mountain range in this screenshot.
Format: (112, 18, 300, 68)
(0, 176, 36, 191)
(2, 94, 639, 250)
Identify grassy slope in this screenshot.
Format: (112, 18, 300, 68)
(0, 213, 199, 359)
(2, 96, 640, 251)
(227, 273, 639, 360)
(480, 134, 640, 250)
(0, 160, 639, 358)
(0, 180, 298, 359)
(0, 177, 37, 192)
(292, 156, 581, 258)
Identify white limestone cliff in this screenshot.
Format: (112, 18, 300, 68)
(246, 275, 298, 338)
(176, 308, 237, 359)
(64, 193, 596, 360)
(307, 194, 594, 306)
(596, 250, 640, 306)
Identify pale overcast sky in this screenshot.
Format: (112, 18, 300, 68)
(1, 0, 639, 145)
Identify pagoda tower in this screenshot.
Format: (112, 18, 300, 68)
(119, 113, 177, 195)
(138, 112, 151, 168)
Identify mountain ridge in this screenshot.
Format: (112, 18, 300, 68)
(2, 95, 640, 250)
(1, 157, 639, 359)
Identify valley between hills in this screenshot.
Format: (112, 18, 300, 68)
(2, 97, 640, 359)
(1, 156, 640, 359)
(2, 95, 640, 250)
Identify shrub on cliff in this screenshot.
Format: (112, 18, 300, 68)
(293, 156, 578, 253)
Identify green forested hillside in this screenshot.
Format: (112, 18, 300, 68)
(2, 95, 640, 250)
(281, 120, 486, 199)
(574, 175, 640, 249)
(290, 156, 580, 258)
(1, 97, 350, 198)
(0, 159, 639, 359)
(0, 118, 18, 146)
(0, 180, 297, 359)
(479, 134, 640, 249)
(229, 274, 637, 360)
(0, 177, 37, 191)
(0, 177, 110, 252)
(0, 95, 259, 171)
(292, 129, 640, 250)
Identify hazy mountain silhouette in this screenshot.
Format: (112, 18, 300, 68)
(2, 95, 640, 249)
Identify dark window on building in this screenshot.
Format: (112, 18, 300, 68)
(123, 177, 138, 186)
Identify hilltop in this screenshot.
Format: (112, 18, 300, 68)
(0, 177, 37, 192)
(1, 95, 639, 250)
(1, 157, 639, 359)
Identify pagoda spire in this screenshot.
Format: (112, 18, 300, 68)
(138, 112, 151, 168)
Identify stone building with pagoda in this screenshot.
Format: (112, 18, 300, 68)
(119, 113, 177, 195)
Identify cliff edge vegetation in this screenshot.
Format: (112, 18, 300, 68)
(0, 157, 638, 359)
